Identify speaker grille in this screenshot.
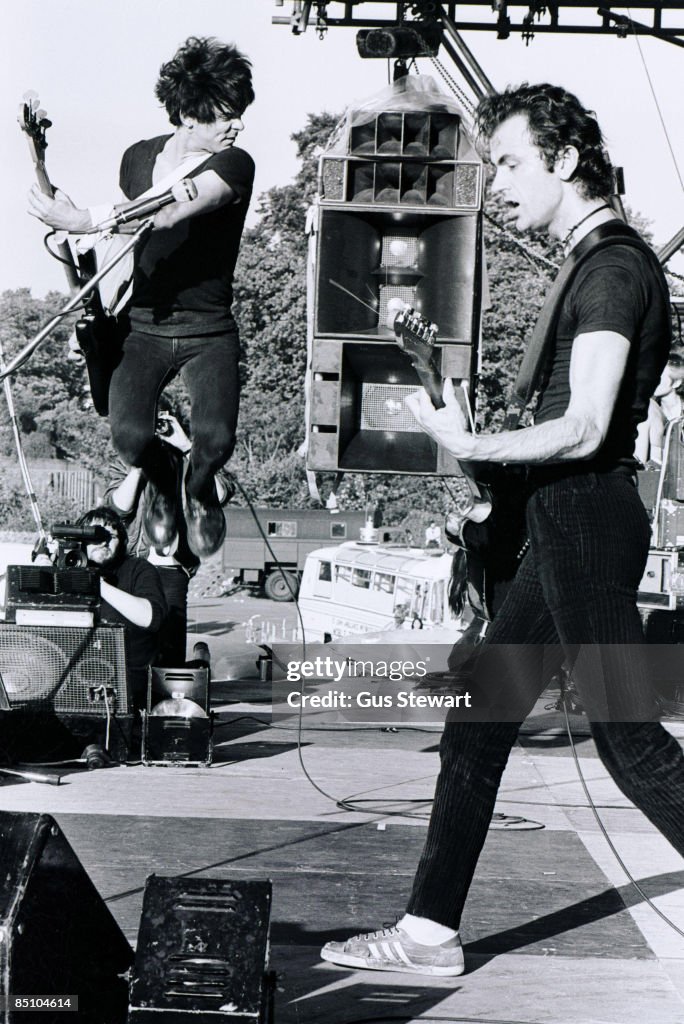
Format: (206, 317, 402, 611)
(320, 157, 346, 201)
(361, 383, 422, 432)
(454, 163, 481, 207)
(380, 235, 418, 267)
(379, 285, 416, 328)
(0, 624, 129, 714)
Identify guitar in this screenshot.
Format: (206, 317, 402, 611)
(18, 91, 119, 416)
(392, 305, 529, 620)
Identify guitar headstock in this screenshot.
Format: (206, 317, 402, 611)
(18, 90, 52, 164)
(391, 304, 438, 368)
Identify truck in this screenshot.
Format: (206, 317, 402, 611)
(221, 507, 377, 601)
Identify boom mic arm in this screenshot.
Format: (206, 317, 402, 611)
(93, 178, 198, 231)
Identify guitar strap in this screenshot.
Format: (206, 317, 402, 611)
(502, 221, 667, 430)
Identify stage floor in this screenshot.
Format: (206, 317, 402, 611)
(1, 591, 683, 1023)
(1, 712, 683, 1023)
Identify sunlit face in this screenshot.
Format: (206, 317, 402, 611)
(184, 111, 244, 153)
(86, 522, 120, 567)
(489, 114, 563, 235)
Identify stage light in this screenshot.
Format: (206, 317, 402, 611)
(356, 23, 442, 59)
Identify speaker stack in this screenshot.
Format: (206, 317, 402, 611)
(308, 103, 484, 475)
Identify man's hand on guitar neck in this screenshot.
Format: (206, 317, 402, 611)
(27, 184, 92, 233)
(406, 329, 630, 465)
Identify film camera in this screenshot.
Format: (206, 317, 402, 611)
(50, 522, 112, 569)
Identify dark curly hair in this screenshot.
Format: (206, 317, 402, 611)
(77, 506, 128, 564)
(155, 36, 254, 126)
(475, 83, 614, 200)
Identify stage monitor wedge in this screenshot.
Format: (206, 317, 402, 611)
(0, 811, 133, 1024)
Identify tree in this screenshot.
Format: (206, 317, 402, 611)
(0, 288, 113, 468)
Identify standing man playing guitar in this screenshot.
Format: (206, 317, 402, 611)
(27, 36, 254, 560)
(321, 83, 684, 977)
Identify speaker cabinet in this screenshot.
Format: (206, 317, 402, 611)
(309, 100, 483, 475)
(308, 338, 468, 475)
(129, 876, 273, 1023)
(315, 208, 480, 342)
(0, 811, 133, 1023)
(0, 623, 129, 714)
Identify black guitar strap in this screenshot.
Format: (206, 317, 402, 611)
(502, 221, 668, 430)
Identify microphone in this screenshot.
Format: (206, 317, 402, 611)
(95, 178, 198, 230)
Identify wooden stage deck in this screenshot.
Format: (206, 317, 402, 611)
(1, 704, 683, 1024)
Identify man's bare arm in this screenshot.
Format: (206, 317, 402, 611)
(405, 330, 631, 465)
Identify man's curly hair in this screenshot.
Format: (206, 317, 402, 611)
(475, 83, 614, 200)
(155, 36, 254, 126)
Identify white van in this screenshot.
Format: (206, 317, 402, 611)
(296, 540, 462, 642)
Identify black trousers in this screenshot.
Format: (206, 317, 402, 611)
(407, 472, 684, 929)
(109, 327, 240, 504)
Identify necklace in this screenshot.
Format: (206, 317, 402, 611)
(562, 203, 612, 251)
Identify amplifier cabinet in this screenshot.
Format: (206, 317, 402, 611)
(129, 876, 273, 1023)
(0, 622, 129, 715)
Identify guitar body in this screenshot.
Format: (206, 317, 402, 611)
(454, 464, 530, 620)
(19, 92, 118, 417)
(392, 306, 529, 621)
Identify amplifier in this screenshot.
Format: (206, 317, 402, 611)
(0, 622, 130, 715)
(129, 876, 273, 1023)
(5, 565, 100, 623)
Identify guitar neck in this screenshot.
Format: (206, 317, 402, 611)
(33, 159, 53, 199)
(32, 156, 80, 294)
(413, 357, 445, 411)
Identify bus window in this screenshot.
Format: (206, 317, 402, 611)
(331, 522, 347, 539)
(394, 576, 416, 622)
(373, 571, 395, 595)
(314, 560, 332, 598)
(268, 520, 297, 538)
(352, 567, 371, 589)
(335, 564, 352, 584)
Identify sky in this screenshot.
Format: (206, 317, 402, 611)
(1, 0, 683, 296)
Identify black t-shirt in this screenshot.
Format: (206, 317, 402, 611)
(534, 243, 671, 469)
(119, 136, 255, 335)
(99, 555, 167, 672)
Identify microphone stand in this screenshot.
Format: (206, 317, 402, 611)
(0, 219, 152, 383)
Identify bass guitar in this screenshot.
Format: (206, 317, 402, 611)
(18, 91, 119, 416)
(392, 305, 529, 620)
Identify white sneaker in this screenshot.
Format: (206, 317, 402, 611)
(320, 924, 464, 977)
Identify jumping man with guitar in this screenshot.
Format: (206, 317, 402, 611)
(322, 83, 684, 977)
(27, 36, 254, 560)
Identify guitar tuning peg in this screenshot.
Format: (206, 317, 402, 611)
(430, 322, 438, 334)
(36, 109, 48, 121)
(22, 89, 39, 103)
